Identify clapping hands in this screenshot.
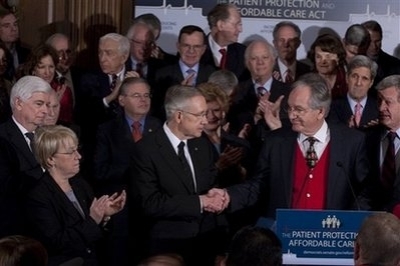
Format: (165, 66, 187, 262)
(89, 190, 127, 224)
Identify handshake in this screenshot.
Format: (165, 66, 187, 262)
(200, 188, 230, 213)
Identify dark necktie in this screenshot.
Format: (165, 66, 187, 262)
(257, 86, 269, 98)
(131, 121, 142, 142)
(285, 69, 294, 83)
(381, 132, 397, 189)
(305, 137, 318, 169)
(109, 74, 118, 91)
(219, 48, 227, 69)
(136, 63, 143, 77)
(178, 141, 196, 192)
(25, 132, 35, 153)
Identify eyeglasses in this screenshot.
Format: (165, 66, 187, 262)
(58, 49, 72, 60)
(55, 146, 81, 156)
(285, 106, 313, 116)
(223, 19, 243, 28)
(179, 44, 204, 52)
(123, 93, 151, 100)
(179, 110, 207, 119)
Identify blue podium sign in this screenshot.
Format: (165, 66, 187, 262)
(276, 209, 376, 265)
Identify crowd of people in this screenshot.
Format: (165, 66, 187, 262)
(1, 3, 400, 266)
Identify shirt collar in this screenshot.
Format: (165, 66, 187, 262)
(253, 77, 273, 93)
(347, 94, 367, 111)
(12, 116, 31, 134)
(163, 122, 187, 153)
(179, 60, 200, 73)
(298, 120, 329, 144)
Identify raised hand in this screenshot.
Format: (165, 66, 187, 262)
(104, 190, 127, 216)
(216, 145, 243, 171)
(262, 95, 284, 130)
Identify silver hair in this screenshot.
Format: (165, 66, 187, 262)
(10, 76, 52, 110)
(376, 75, 400, 101)
(208, 69, 238, 94)
(347, 55, 378, 80)
(100, 33, 130, 57)
(292, 73, 331, 117)
(45, 33, 69, 46)
(244, 40, 278, 61)
(164, 85, 203, 120)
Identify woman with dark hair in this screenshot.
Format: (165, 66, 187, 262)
(0, 235, 48, 266)
(308, 34, 348, 99)
(23, 44, 74, 125)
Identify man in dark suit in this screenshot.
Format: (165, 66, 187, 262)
(218, 73, 371, 219)
(153, 25, 216, 119)
(272, 21, 311, 83)
(202, 3, 249, 82)
(328, 55, 379, 129)
(46, 33, 84, 113)
(125, 21, 176, 84)
(0, 10, 30, 80)
(0, 76, 52, 236)
(131, 85, 228, 266)
(365, 75, 400, 216)
(76, 33, 138, 175)
(362, 20, 400, 89)
(94, 77, 161, 265)
(228, 40, 291, 135)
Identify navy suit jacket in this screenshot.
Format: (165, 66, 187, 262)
(94, 114, 162, 193)
(200, 37, 250, 82)
(328, 96, 379, 129)
(131, 127, 226, 239)
(26, 173, 103, 265)
(228, 123, 371, 219)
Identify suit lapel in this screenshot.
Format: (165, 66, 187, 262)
(157, 130, 195, 193)
(7, 121, 37, 166)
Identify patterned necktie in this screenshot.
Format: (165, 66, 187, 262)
(219, 48, 227, 69)
(178, 141, 196, 192)
(285, 69, 294, 83)
(257, 86, 269, 98)
(25, 132, 35, 153)
(354, 103, 362, 127)
(381, 132, 397, 189)
(186, 69, 196, 86)
(131, 121, 142, 142)
(109, 74, 118, 91)
(305, 137, 318, 169)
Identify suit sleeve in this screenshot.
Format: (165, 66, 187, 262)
(25, 180, 103, 252)
(131, 144, 202, 219)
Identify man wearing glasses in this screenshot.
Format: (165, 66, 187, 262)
(131, 85, 228, 266)
(153, 25, 216, 120)
(220, 73, 371, 220)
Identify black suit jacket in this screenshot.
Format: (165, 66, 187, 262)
(365, 126, 400, 212)
(94, 114, 162, 194)
(272, 59, 311, 82)
(201, 37, 250, 82)
(228, 123, 371, 218)
(131, 128, 226, 239)
(328, 96, 379, 129)
(0, 119, 43, 184)
(228, 78, 291, 133)
(373, 50, 400, 88)
(152, 63, 216, 119)
(25, 173, 103, 265)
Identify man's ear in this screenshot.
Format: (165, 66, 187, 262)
(353, 241, 361, 264)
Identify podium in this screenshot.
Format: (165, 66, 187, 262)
(271, 209, 376, 265)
